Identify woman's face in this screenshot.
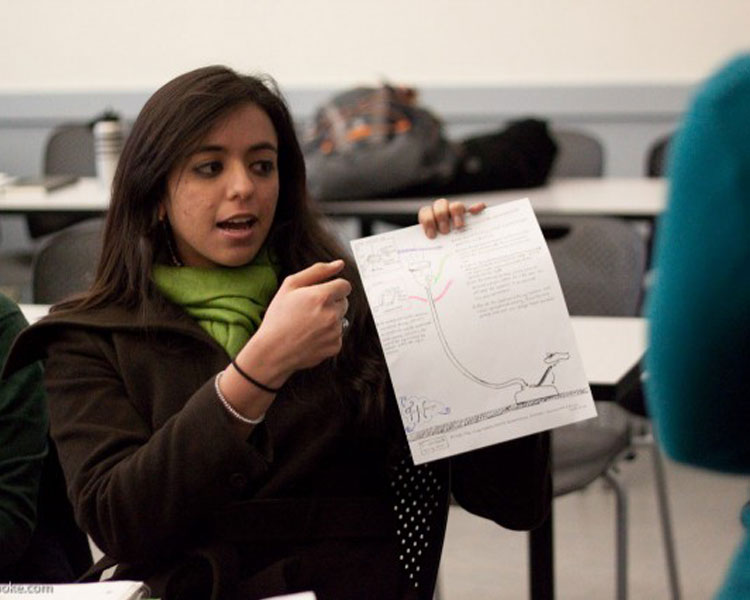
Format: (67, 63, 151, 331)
(160, 103, 279, 268)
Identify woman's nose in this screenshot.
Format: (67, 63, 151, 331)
(227, 162, 254, 199)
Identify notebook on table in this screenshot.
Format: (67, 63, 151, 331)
(1, 174, 79, 195)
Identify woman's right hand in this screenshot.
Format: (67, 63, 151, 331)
(240, 260, 351, 385)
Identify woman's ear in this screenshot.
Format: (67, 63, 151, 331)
(157, 202, 167, 221)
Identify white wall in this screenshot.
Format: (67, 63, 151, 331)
(1, 0, 748, 91)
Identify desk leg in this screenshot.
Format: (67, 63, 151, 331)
(529, 503, 554, 600)
(360, 217, 374, 237)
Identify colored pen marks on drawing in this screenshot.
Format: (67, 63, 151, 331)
(394, 244, 574, 401)
(398, 246, 444, 288)
(408, 279, 453, 303)
(399, 395, 451, 433)
(398, 246, 455, 303)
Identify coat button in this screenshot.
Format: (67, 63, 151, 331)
(229, 472, 248, 489)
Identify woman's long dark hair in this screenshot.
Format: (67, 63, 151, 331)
(59, 66, 387, 423)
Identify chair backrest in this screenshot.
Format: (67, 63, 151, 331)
(31, 217, 104, 304)
(44, 124, 97, 177)
(645, 133, 672, 177)
(26, 124, 98, 240)
(541, 216, 646, 317)
(549, 129, 605, 178)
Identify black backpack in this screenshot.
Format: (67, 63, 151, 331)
(391, 118, 558, 198)
(450, 119, 558, 192)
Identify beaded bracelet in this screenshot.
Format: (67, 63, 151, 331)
(214, 372, 266, 425)
(231, 359, 281, 394)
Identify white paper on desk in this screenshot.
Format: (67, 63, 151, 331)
(350, 198, 596, 464)
(2, 581, 149, 600)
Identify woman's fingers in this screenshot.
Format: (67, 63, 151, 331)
(449, 201, 466, 228)
(315, 277, 352, 303)
(468, 202, 487, 215)
(284, 260, 345, 289)
(418, 198, 487, 238)
(432, 198, 451, 234)
(418, 205, 438, 239)
(335, 296, 349, 319)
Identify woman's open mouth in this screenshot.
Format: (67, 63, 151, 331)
(216, 216, 258, 239)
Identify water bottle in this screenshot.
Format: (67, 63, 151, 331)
(93, 110, 124, 189)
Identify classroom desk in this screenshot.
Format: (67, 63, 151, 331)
(18, 303, 645, 600)
(529, 316, 647, 600)
(572, 316, 646, 399)
(1, 176, 666, 221)
(319, 177, 667, 235)
(0, 178, 109, 213)
(19, 305, 646, 386)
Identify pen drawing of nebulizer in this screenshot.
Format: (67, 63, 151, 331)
(404, 248, 569, 404)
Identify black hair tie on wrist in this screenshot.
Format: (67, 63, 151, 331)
(231, 359, 281, 394)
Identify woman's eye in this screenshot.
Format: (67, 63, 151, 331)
(194, 161, 223, 176)
(252, 160, 276, 176)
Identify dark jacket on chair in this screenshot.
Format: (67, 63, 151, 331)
(3, 297, 550, 599)
(0, 294, 91, 582)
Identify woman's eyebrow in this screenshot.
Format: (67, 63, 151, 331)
(193, 142, 278, 154)
(194, 144, 225, 154)
(249, 142, 278, 153)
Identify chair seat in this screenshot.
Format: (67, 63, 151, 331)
(552, 421, 630, 496)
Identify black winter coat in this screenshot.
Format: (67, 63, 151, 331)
(5, 298, 550, 600)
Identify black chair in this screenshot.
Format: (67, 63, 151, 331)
(549, 129, 605, 178)
(645, 134, 673, 178)
(528, 217, 681, 600)
(543, 217, 645, 315)
(26, 124, 100, 240)
(31, 217, 104, 304)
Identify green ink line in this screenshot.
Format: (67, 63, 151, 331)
(432, 255, 449, 284)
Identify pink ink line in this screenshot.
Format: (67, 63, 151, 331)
(433, 279, 453, 302)
(409, 280, 453, 303)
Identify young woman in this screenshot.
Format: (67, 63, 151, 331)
(5, 66, 550, 600)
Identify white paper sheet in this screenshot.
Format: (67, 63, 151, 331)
(1, 581, 149, 600)
(350, 198, 596, 464)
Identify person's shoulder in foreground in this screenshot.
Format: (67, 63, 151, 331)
(645, 52, 750, 474)
(0, 292, 48, 573)
(646, 53, 750, 600)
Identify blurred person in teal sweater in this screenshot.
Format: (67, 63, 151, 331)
(646, 53, 750, 600)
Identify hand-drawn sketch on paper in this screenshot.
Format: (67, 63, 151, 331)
(351, 199, 597, 464)
(400, 395, 451, 434)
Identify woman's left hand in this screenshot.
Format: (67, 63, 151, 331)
(417, 198, 486, 239)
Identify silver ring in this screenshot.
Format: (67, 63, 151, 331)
(341, 317, 350, 331)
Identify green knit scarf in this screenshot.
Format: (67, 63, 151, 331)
(152, 250, 279, 358)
